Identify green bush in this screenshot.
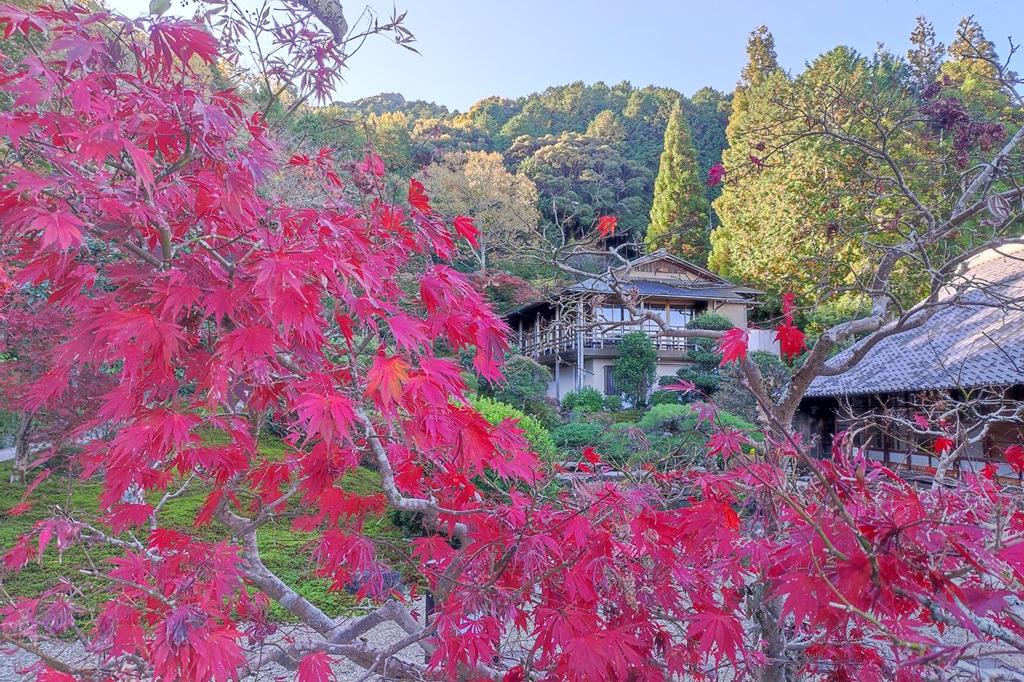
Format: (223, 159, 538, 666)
(482, 355, 551, 408)
(561, 387, 604, 413)
(676, 312, 734, 397)
(716, 351, 791, 424)
(649, 390, 682, 406)
(638, 403, 762, 441)
(613, 332, 657, 407)
(469, 396, 557, 461)
(551, 421, 605, 449)
(603, 394, 623, 411)
(638, 403, 694, 432)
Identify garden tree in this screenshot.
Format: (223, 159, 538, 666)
(516, 130, 652, 238)
(714, 350, 790, 424)
(668, 312, 734, 396)
(418, 151, 540, 271)
(907, 15, 945, 93)
(708, 32, 1012, 303)
(9, 6, 1024, 682)
(644, 100, 710, 261)
(0, 6, 776, 681)
(612, 331, 657, 406)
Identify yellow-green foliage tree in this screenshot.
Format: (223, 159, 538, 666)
(708, 20, 1016, 308)
(419, 151, 540, 271)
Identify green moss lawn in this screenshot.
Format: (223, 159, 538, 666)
(0, 435, 411, 621)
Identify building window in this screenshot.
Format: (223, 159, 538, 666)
(668, 304, 695, 328)
(597, 306, 625, 323)
(604, 365, 619, 396)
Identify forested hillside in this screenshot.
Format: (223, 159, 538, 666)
(289, 81, 728, 243)
(282, 15, 1021, 322)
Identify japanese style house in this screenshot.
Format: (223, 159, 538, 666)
(799, 243, 1024, 477)
(503, 250, 772, 401)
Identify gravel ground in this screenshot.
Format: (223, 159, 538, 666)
(0, 605, 428, 681)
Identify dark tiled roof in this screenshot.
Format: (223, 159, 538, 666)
(568, 277, 756, 302)
(806, 244, 1024, 398)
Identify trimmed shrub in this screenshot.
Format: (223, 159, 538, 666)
(551, 421, 605, 449)
(603, 394, 623, 411)
(561, 387, 604, 413)
(469, 396, 556, 461)
(613, 332, 657, 407)
(638, 403, 694, 433)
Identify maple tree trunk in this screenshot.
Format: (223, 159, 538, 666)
(10, 412, 31, 485)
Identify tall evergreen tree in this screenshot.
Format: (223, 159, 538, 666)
(907, 16, 945, 93)
(740, 25, 780, 87)
(684, 87, 731, 207)
(644, 101, 709, 262)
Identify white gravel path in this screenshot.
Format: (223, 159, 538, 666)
(0, 605, 428, 681)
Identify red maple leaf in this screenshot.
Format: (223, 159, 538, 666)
(581, 446, 601, 464)
(408, 178, 432, 213)
(365, 352, 409, 410)
(453, 215, 479, 247)
(32, 208, 84, 251)
(687, 606, 744, 663)
(297, 651, 335, 682)
(932, 435, 956, 455)
(775, 322, 806, 360)
(707, 162, 726, 187)
(595, 215, 617, 238)
(356, 152, 385, 177)
(718, 328, 748, 366)
(1005, 444, 1024, 472)
(661, 380, 697, 393)
(707, 430, 750, 460)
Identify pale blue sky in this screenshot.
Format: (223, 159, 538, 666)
(109, 0, 1024, 110)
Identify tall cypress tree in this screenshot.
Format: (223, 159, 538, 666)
(740, 25, 779, 87)
(644, 101, 709, 262)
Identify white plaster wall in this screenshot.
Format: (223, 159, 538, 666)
(708, 302, 748, 327)
(546, 364, 577, 401)
(748, 329, 781, 355)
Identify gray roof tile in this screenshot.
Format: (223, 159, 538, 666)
(806, 244, 1024, 397)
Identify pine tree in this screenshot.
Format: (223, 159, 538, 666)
(907, 16, 945, 92)
(740, 25, 780, 87)
(644, 101, 709, 262)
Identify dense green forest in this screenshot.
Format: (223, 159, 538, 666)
(290, 81, 728, 241)
(284, 15, 1020, 318)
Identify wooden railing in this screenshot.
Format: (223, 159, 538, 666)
(518, 325, 696, 357)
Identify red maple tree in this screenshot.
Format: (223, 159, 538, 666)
(2, 4, 1024, 682)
